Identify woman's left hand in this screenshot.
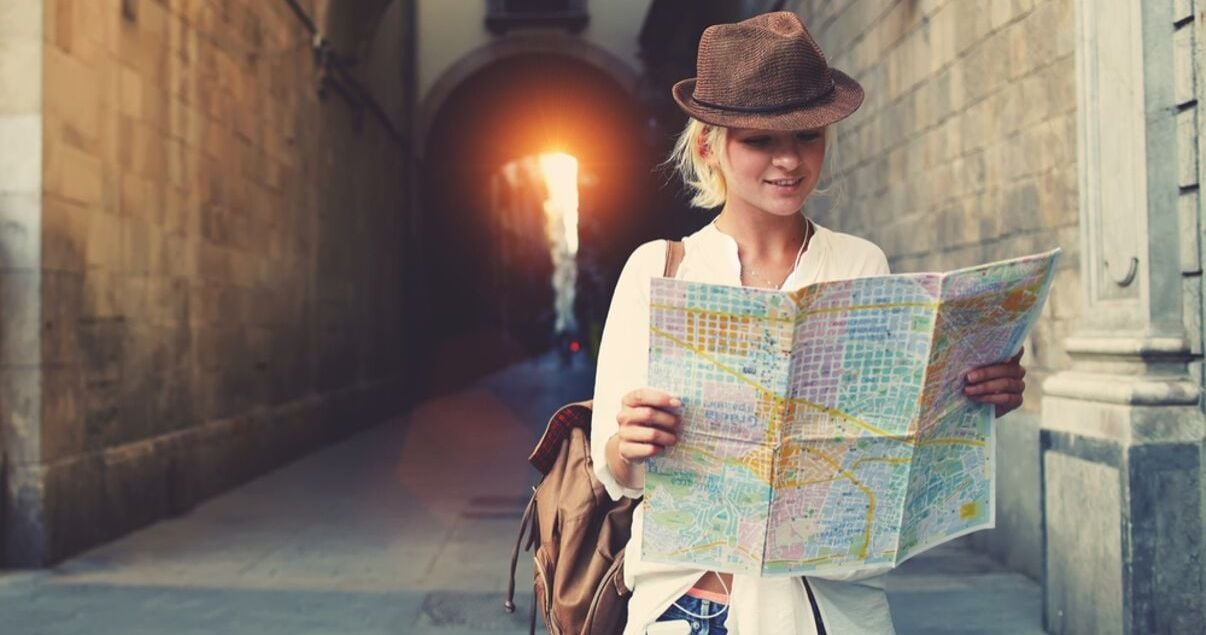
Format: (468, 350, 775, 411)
(963, 347, 1027, 417)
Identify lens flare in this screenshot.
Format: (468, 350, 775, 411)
(539, 152, 580, 336)
(539, 152, 579, 255)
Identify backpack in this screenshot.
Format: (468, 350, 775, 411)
(505, 400, 635, 635)
(504, 241, 684, 635)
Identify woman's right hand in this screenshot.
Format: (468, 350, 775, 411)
(614, 388, 684, 465)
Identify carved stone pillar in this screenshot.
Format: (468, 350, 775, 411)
(1040, 0, 1204, 633)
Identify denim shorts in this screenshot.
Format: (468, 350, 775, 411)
(652, 586, 829, 635)
(653, 594, 729, 634)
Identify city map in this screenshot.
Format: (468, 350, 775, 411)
(643, 249, 1059, 576)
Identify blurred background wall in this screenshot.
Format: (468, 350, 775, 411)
(0, 0, 412, 566)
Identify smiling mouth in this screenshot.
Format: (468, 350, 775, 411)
(765, 178, 803, 187)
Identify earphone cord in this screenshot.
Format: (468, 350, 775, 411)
(670, 572, 731, 620)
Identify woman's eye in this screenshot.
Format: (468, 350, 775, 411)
(742, 137, 770, 146)
(797, 132, 821, 142)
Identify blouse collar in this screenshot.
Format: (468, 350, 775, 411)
(684, 217, 829, 290)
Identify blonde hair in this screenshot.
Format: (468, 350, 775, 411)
(669, 119, 730, 209)
(669, 119, 839, 210)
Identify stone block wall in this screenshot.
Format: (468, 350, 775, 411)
(1171, 0, 1205, 607)
(2, 0, 412, 565)
(0, 0, 45, 562)
(789, 0, 1079, 579)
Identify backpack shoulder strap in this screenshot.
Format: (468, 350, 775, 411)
(664, 240, 684, 278)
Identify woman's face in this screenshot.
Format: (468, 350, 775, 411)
(716, 127, 826, 217)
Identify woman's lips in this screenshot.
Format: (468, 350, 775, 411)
(764, 177, 803, 192)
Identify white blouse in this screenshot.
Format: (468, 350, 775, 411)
(590, 219, 897, 635)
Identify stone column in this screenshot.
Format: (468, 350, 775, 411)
(1041, 0, 1204, 633)
(0, 0, 45, 566)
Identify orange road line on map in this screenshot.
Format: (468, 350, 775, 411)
(666, 540, 728, 557)
(766, 554, 837, 566)
(650, 302, 794, 324)
(851, 456, 911, 470)
(777, 455, 915, 489)
(650, 300, 940, 321)
(796, 300, 939, 317)
(650, 325, 985, 450)
(665, 540, 759, 562)
(918, 437, 985, 447)
(782, 476, 841, 487)
(791, 396, 902, 441)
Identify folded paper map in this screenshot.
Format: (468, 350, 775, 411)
(643, 249, 1060, 576)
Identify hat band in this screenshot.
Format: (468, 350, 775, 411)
(690, 80, 836, 115)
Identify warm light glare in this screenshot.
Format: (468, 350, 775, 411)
(539, 152, 579, 255)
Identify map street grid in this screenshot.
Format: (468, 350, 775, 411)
(643, 249, 1059, 576)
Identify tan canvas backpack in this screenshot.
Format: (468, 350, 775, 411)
(504, 241, 683, 635)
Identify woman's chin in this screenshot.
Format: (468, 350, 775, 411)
(757, 199, 808, 217)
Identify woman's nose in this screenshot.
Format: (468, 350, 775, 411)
(773, 143, 802, 169)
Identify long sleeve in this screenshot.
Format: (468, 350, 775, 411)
(591, 241, 666, 501)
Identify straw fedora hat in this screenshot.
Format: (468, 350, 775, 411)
(672, 12, 864, 130)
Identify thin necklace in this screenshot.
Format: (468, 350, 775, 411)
(740, 219, 813, 289)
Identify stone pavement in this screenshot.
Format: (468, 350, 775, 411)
(0, 354, 1045, 634)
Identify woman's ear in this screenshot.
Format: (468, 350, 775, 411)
(697, 127, 717, 166)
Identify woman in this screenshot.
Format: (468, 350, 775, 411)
(589, 11, 1026, 635)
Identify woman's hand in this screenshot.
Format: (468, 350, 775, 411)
(963, 347, 1027, 417)
(613, 388, 684, 464)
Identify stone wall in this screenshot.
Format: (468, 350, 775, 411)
(0, 0, 45, 562)
(1173, 0, 1205, 619)
(789, 0, 1079, 579)
(1, 0, 412, 566)
(415, 0, 653, 121)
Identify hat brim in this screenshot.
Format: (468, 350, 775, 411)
(671, 69, 865, 130)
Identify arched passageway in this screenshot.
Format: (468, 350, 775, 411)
(417, 52, 675, 389)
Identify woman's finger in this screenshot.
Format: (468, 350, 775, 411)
(622, 387, 683, 410)
(617, 405, 681, 431)
(618, 425, 678, 448)
(618, 441, 665, 461)
(965, 361, 1025, 384)
(964, 378, 1025, 396)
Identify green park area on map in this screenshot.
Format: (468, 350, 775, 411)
(643, 249, 1059, 576)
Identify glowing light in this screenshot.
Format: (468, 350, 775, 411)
(494, 152, 582, 341)
(539, 152, 579, 255)
(537, 151, 580, 337)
